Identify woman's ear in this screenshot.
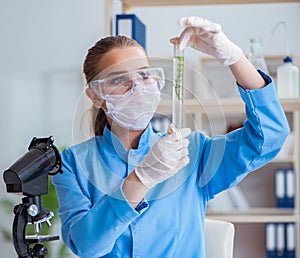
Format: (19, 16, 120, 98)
(86, 88, 104, 108)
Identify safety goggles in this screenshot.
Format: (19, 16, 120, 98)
(88, 67, 165, 99)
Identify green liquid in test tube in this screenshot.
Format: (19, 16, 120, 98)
(172, 45, 184, 129)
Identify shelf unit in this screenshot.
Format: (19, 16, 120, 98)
(157, 98, 300, 113)
(158, 98, 300, 257)
(105, 1, 300, 257)
(104, 0, 300, 34)
(113, 0, 300, 13)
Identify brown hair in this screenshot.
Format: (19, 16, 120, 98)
(83, 35, 144, 136)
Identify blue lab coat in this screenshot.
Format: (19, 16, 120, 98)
(53, 71, 289, 258)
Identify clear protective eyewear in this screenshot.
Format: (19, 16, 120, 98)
(89, 67, 165, 99)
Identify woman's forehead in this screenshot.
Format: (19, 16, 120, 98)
(98, 47, 149, 77)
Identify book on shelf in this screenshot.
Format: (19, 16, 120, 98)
(275, 168, 295, 208)
(265, 223, 296, 258)
(115, 14, 146, 50)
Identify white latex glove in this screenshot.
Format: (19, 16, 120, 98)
(171, 16, 242, 66)
(135, 127, 191, 189)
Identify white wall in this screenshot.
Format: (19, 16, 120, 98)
(0, 1, 104, 257)
(131, 3, 300, 63)
(130, 3, 300, 133)
(0, 1, 299, 257)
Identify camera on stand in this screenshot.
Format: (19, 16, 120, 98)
(3, 136, 62, 258)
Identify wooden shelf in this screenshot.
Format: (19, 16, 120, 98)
(280, 98, 300, 111)
(207, 214, 300, 223)
(208, 207, 295, 215)
(121, 0, 300, 12)
(157, 98, 300, 114)
(207, 208, 300, 223)
(108, 2, 300, 256)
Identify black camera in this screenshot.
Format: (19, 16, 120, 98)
(3, 136, 62, 258)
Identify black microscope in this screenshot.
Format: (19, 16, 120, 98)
(3, 136, 62, 258)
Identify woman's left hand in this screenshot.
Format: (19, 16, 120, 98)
(170, 16, 242, 66)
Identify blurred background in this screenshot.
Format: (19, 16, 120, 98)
(0, 0, 299, 257)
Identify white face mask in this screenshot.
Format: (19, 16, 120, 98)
(105, 82, 161, 130)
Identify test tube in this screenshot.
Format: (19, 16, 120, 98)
(172, 44, 184, 129)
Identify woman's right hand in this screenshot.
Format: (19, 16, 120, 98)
(135, 127, 191, 189)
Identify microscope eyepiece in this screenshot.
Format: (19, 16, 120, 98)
(2, 136, 62, 258)
(3, 136, 62, 196)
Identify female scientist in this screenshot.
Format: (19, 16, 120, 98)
(53, 16, 289, 257)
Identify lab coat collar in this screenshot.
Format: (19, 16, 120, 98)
(102, 123, 159, 156)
